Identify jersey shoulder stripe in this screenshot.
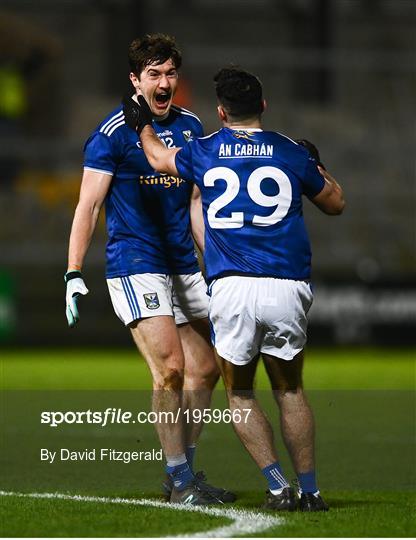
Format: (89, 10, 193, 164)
(84, 166, 114, 176)
(272, 130, 298, 145)
(100, 110, 124, 133)
(199, 130, 220, 140)
(106, 119, 125, 136)
(171, 104, 201, 123)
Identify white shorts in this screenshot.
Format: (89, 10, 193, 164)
(209, 276, 313, 365)
(107, 272, 208, 326)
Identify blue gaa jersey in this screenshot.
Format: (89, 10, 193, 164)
(84, 103, 203, 278)
(175, 128, 325, 282)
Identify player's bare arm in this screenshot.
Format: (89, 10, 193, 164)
(68, 169, 112, 270)
(311, 166, 345, 215)
(65, 170, 112, 327)
(189, 185, 205, 252)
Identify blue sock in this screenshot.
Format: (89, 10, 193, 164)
(185, 445, 196, 472)
(166, 460, 194, 491)
(262, 462, 289, 492)
(298, 471, 318, 493)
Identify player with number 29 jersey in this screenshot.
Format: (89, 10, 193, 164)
(175, 127, 325, 283)
(133, 65, 344, 512)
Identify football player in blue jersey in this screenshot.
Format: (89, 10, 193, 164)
(125, 66, 345, 512)
(65, 34, 236, 505)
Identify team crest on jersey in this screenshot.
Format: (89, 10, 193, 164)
(233, 130, 256, 141)
(143, 292, 160, 310)
(182, 130, 194, 142)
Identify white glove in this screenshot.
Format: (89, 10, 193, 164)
(64, 271, 89, 327)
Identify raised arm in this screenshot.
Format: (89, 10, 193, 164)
(123, 94, 179, 176)
(140, 124, 179, 176)
(296, 138, 345, 216)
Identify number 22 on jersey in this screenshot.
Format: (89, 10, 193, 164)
(203, 166, 292, 229)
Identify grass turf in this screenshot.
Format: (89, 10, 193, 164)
(0, 494, 230, 537)
(2, 347, 415, 390)
(1, 348, 415, 537)
(1, 491, 414, 537)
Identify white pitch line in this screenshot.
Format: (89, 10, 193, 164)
(0, 490, 283, 538)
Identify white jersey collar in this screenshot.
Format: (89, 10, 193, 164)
(229, 127, 263, 132)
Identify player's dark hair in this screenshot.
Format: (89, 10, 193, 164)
(214, 67, 263, 120)
(128, 33, 182, 76)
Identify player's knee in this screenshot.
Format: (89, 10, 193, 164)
(272, 371, 303, 394)
(274, 384, 304, 402)
(205, 366, 220, 388)
(186, 363, 219, 390)
(155, 368, 184, 391)
(286, 373, 304, 392)
(227, 388, 255, 408)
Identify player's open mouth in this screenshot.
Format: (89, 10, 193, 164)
(154, 92, 171, 106)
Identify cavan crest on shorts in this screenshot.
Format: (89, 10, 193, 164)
(143, 292, 160, 310)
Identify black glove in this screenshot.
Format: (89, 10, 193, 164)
(296, 139, 325, 170)
(122, 94, 153, 135)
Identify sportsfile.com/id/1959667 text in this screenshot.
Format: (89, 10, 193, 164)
(40, 407, 252, 428)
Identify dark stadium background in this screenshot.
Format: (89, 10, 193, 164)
(0, 0, 415, 349)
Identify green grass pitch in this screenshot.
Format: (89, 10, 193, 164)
(1, 348, 415, 537)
